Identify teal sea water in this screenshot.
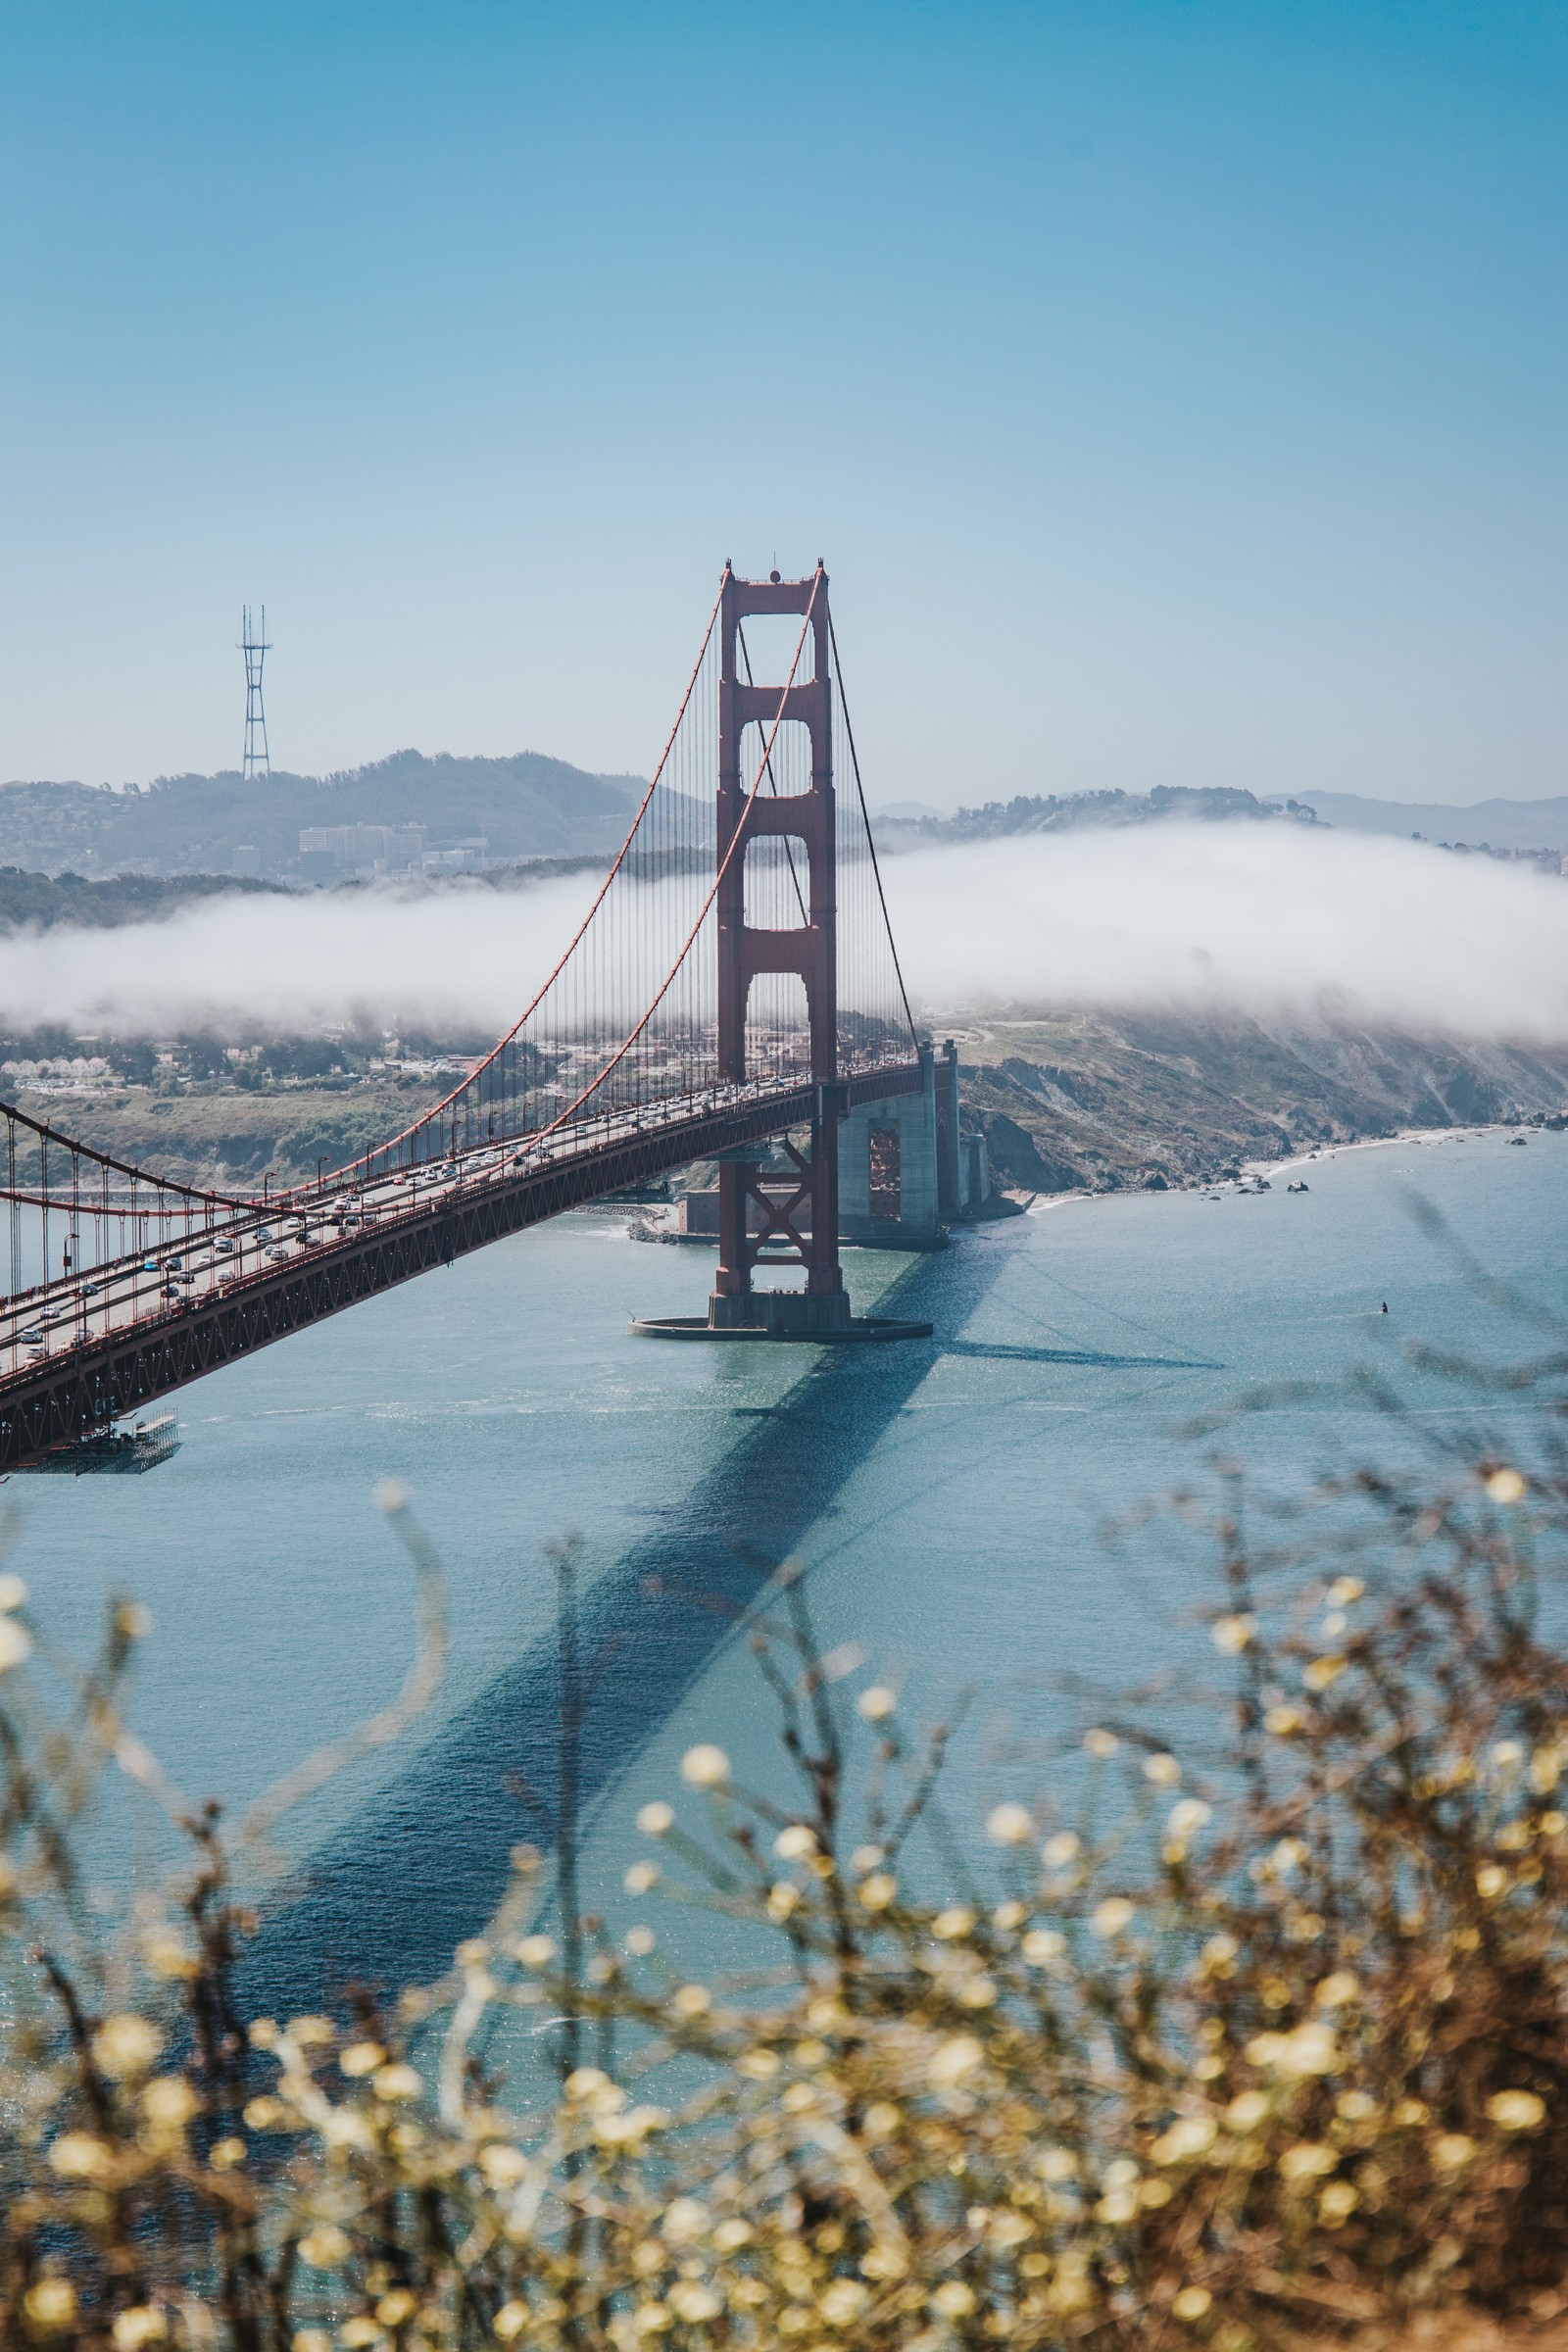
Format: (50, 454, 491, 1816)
(9, 1126, 1566, 2003)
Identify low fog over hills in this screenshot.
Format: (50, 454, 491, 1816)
(1, 786, 1564, 1193)
(0, 813, 1561, 1044)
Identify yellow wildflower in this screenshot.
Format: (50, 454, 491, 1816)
(49, 2132, 113, 2180)
(24, 2281, 76, 2328)
(112, 2310, 166, 2351)
(1487, 2089, 1546, 2130)
(816, 2280, 869, 2327)
(1151, 2115, 1217, 2164)
(298, 2227, 352, 2268)
(928, 2034, 984, 2088)
(93, 2013, 162, 2080)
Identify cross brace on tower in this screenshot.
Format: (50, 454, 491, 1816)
(707, 563, 853, 1334)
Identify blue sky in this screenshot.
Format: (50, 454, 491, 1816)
(1, 1, 1563, 803)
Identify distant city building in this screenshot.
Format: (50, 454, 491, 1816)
(420, 836, 488, 875)
(298, 823, 427, 879)
(231, 845, 261, 877)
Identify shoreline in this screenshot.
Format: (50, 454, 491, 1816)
(1247, 1118, 1541, 1184)
(1018, 1117, 1544, 1219)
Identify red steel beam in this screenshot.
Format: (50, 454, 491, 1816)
(0, 1062, 922, 1470)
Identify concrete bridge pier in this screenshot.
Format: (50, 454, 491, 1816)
(840, 1040, 961, 1248)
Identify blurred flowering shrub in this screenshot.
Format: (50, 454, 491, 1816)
(3, 1385, 1568, 2349)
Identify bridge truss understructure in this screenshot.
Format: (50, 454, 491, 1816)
(0, 565, 925, 1469)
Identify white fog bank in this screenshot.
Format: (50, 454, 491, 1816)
(882, 823, 1568, 1042)
(0, 823, 1563, 1046)
(0, 871, 606, 1042)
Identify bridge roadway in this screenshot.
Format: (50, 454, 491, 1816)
(0, 1059, 924, 1471)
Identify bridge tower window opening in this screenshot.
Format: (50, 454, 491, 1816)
(736, 610, 816, 688)
(744, 969, 812, 1087)
(738, 715, 812, 798)
(743, 833, 809, 932)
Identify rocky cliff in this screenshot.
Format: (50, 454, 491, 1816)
(954, 1010, 1568, 1193)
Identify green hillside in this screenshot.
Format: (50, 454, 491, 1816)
(0, 749, 646, 878)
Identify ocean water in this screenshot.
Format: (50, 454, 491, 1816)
(8, 1125, 1566, 2006)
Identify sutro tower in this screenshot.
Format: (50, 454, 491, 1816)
(239, 606, 271, 778)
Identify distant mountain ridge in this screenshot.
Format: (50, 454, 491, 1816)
(885, 785, 1321, 844)
(0, 867, 288, 933)
(0, 750, 647, 879)
(1298, 791, 1568, 852)
(9, 755, 1567, 882)
(885, 785, 1568, 854)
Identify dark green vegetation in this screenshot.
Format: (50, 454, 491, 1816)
(884, 786, 1568, 858)
(885, 785, 1322, 846)
(0, 856, 613, 937)
(0, 750, 645, 879)
(0, 867, 288, 932)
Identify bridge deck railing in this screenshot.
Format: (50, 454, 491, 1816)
(0, 1049, 923, 1391)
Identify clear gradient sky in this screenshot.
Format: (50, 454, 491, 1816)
(1, 2, 1564, 805)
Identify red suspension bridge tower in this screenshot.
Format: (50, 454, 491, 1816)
(636, 562, 928, 1344)
(710, 564, 846, 1334)
(0, 559, 932, 1467)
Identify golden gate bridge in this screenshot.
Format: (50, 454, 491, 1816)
(0, 565, 941, 1471)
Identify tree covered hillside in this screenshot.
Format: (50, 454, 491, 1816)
(0, 750, 647, 878)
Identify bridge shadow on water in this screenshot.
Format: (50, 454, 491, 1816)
(940, 1339, 1219, 1372)
(243, 1232, 1034, 2013)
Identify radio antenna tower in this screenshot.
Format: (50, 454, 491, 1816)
(239, 605, 271, 778)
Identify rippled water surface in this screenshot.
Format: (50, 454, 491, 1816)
(12, 1128, 1567, 2000)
